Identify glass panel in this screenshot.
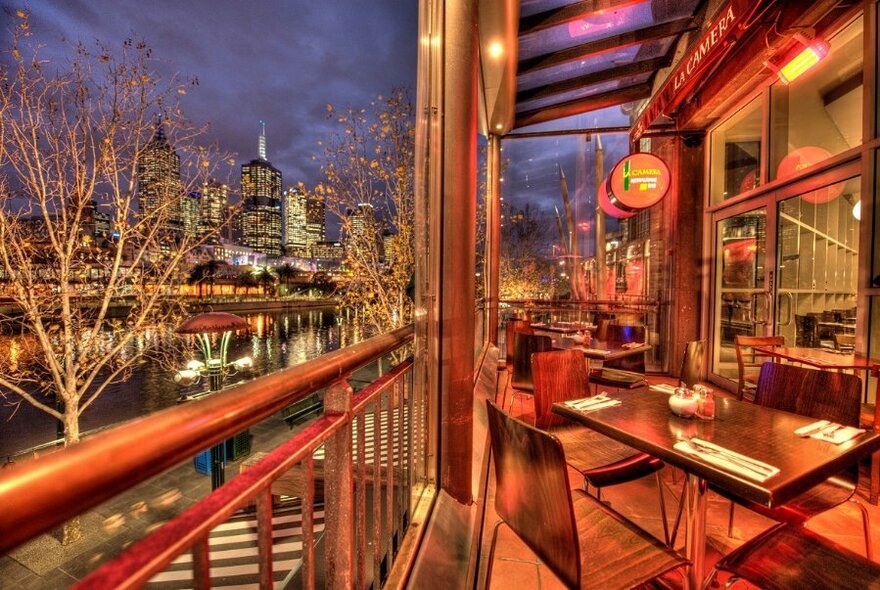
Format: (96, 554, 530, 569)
(713, 209, 767, 379)
(709, 97, 762, 204)
(517, 38, 675, 91)
(514, 103, 637, 133)
(769, 16, 864, 181)
(775, 177, 859, 348)
(517, 73, 653, 113)
(518, 0, 699, 60)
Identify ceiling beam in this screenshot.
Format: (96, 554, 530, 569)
(514, 82, 653, 129)
(519, 0, 642, 37)
(517, 55, 671, 104)
(518, 17, 696, 76)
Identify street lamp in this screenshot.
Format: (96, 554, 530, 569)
(175, 312, 252, 490)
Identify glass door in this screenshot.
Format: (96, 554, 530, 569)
(711, 207, 771, 381)
(775, 177, 860, 350)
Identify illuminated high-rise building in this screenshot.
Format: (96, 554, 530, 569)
(137, 122, 182, 232)
(200, 180, 230, 239)
(346, 202, 378, 255)
(283, 187, 308, 256)
(305, 193, 325, 255)
(180, 192, 201, 239)
(241, 122, 282, 256)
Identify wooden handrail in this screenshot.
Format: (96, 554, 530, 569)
(0, 324, 414, 554)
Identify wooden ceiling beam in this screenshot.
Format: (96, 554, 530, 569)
(517, 55, 671, 104)
(519, 0, 642, 37)
(514, 82, 653, 129)
(518, 17, 697, 76)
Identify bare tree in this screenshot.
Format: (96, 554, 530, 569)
(311, 89, 414, 335)
(0, 11, 227, 543)
(500, 203, 551, 299)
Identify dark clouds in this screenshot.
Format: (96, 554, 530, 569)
(17, 0, 418, 192)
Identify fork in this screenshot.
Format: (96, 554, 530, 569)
(679, 439, 775, 477)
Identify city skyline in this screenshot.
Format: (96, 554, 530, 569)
(22, 1, 419, 198)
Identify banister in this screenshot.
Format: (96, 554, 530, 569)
(0, 324, 414, 554)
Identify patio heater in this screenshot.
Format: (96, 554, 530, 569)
(174, 312, 253, 490)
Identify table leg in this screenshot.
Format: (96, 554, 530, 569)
(684, 474, 707, 590)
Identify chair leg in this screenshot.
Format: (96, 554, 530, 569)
(848, 497, 873, 560)
(484, 519, 505, 589)
(655, 472, 670, 546)
(727, 502, 736, 538)
(870, 449, 879, 505)
(669, 480, 688, 549)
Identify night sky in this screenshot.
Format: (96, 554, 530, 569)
(12, 0, 419, 195)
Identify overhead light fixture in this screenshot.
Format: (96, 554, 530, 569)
(853, 199, 861, 220)
(766, 33, 829, 85)
(488, 41, 503, 59)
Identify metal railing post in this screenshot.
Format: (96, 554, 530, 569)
(324, 378, 355, 587)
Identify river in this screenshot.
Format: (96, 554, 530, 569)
(0, 306, 362, 459)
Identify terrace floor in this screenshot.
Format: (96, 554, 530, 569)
(481, 374, 880, 588)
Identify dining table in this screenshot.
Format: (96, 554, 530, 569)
(753, 345, 879, 402)
(553, 388, 880, 590)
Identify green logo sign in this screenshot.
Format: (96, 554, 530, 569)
(623, 160, 631, 191)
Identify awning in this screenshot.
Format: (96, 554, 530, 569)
(510, 0, 707, 130)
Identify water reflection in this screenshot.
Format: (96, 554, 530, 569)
(0, 306, 359, 457)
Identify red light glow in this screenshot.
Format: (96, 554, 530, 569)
(777, 39, 829, 84)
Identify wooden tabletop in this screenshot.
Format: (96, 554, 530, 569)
(553, 388, 880, 507)
(753, 345, 878, 370)
(562, 341, 651, 361)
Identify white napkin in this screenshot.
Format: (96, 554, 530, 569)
(809, 424, 866, 445)
(580, 347, 610, 356)
(794, 420, 830, 437)
(674, 438, 780, 482)
(649, 383, 678, 394)
(563, 395, 621, 412)
(621, 342, 644, 350)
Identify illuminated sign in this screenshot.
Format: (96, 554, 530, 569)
(776, 146, 843, 204)
(606, 153, 671, 212)
(598, 177, 635, 219)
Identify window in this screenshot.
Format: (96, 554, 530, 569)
(709, 97, 762, 204)
(769, 16, 863, 182)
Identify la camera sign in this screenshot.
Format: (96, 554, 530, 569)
(606, 153, 671, 213)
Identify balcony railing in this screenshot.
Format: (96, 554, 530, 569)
(0, 324, 422, 588)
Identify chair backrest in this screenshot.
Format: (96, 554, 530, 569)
(532, 349, 590, 429)
(595, 318, 613, 341)
(486, 401, 580, 587)
(603, 324, 646, 372)
(505, 318, 532, 366)
(678, 340, 705, 388)
(734, 335, 784, 397)
(511, 332, 552, 391)
(833, 333, 855, 351)
(474, 345, 500, 401)
(754, 362, 861, 427)
(795, 315, 819, 347)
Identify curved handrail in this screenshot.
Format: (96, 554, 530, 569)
(0, 324, 414, 553)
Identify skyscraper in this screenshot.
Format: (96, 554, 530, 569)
(283, 187, 308, 256)
(180, 192, 200, 239)
(346, 202, 378, 255)
(241, 122, 282, 256)
(137, 122, 182, 233)
(200, 180, 230, 239)
(305, 193, 326, 256)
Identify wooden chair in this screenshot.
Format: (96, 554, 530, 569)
(590, 324, 648, 391)
(678, 340, 705, 389)
(531, 349, 676, 545)
(709, 523, 880, 589)
(504, 318, 531, 371)
(510, 332, 551, 391)
(834, 332, 855, 352)
(860, 365, 880, 505)
(484, 401, 689, 589)
(733, 334, 784, 401)
(726, 362, 872, 558)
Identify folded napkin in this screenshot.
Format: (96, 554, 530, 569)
(674, 438, 779, 482)
(794, 420, 830, 437)
(649, 383, 678, 394)
(579, 347, 610, 355)
(563, 395, 621, 412)
(810, 424, 866, 445)
(801, 356, 834, 366)
(621, 342, 644, 350)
